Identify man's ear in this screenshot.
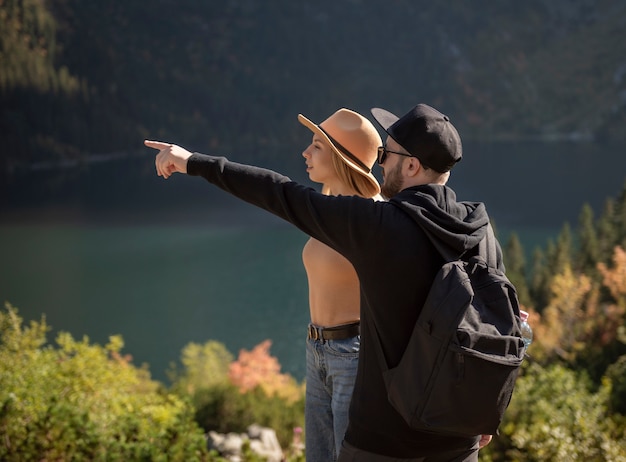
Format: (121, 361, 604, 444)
(404, 157, 421, 177)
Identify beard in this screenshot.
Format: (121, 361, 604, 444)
(381, 161, 404, 200)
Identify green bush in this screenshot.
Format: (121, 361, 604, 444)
(480, 362, 626, 461)
(168, 339, 305, 449)
(0, 303, 209, 461)
(167, 340, 234, 395)
(606, 354, 626, 416)
(192, 383, 305, 448)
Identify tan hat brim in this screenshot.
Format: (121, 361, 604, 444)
(298, 114, 381, 197)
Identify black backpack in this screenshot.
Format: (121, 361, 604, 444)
(369, 225, 525, 436)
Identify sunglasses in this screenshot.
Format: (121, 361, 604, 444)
(377, 146, 414, 165)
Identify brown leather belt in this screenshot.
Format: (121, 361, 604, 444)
(307, 321, 360, 341)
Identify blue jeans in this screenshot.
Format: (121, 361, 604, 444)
(305, 333, 360, 462)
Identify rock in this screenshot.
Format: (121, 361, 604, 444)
(207, 425, 284, 462)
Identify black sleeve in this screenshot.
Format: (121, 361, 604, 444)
(186, 153, 382, 261)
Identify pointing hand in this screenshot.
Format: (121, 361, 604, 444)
(145, 140, 192, 179)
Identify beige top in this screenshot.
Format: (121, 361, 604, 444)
(302, 237, 360, 327)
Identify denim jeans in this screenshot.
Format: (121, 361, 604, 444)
(305, 333, 360, 462)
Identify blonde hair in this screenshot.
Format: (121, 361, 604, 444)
(322, 152, 378, 198)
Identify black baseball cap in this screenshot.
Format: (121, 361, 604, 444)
(371, 104, 462, 173)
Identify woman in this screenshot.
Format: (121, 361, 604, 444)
(148, 107, 382, 461)
(296, 108, 382, 461)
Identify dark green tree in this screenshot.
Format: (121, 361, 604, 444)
(529, 246, 550, 311)
(553, 223, 573, 273)
(592, 182, 626, 267)
(615, 181, 626, 251)
(576, 203, 600, 277)
(504, 233, 531, 307)
(529, 225, 573, 312)
(597, 197, 619, 264)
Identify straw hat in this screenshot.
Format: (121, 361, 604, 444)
(298, 108, 381, 196)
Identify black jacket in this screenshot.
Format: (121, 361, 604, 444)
(187, 153, 500, 457)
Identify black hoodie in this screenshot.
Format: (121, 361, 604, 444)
(187, 154, 499, 457)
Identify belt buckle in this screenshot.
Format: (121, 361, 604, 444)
(308, 324, 321, 341)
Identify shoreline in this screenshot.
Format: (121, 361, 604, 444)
(0, 203, 289, 228)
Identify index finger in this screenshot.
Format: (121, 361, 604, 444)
(144, 140, 171, 150)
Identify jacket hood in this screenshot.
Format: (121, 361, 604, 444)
(390, 184, 490, 258)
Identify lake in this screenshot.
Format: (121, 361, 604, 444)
(0, 215, 311, 382)
(1, 139, 625, 382)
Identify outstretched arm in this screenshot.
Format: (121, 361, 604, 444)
(145, 140, 192, 178)
(144, 139, 384, 265)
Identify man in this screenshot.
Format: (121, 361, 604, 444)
(146, 103, 498, 461)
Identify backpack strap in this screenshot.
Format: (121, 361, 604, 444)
(366, 223, 500, 374)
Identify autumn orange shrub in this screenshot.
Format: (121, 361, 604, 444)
(525, 246, 626, 367)
(228, 340, 304, 403)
